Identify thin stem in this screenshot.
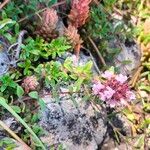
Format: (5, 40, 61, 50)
(129, 66, 143, 87)
(88, 36, 106, 66)
(0, 0, 10, 9)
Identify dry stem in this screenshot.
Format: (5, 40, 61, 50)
(88, 36, 106, 66)
(0, 120, 31, 150)
(129, 66, 143, 87)
(0, 0, 10, 10)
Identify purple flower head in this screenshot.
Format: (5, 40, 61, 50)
(92, 70, 136, 107)
(103, 86, 115, 99)
(99, 92, 106, 101)
(101, 70, 114, 79)
(92, 81, 104, 95)
(109, 99, 118, 108)
(126, 91, 136, 101)
(115, 74, 128, 84)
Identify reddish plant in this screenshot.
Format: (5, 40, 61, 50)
(22, 76, 39, 93)
(68, 0, 91, 28)
(36, 8, 59, 40)
(65, 25, 83, 56)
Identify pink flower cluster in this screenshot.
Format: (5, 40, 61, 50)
(92, 71, 135, 107)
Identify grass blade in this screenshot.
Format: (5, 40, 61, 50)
(0, 97, 46, 150)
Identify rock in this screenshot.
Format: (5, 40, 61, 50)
(112, 39, 141, 75)
(0, 36, 10, 76)
(0, 114, 22, 135)
(0, 52, 10, 76)
(39, 95, 107, 150)
(111, 12, 141, 75)
(0, 31, 26, 76)
(40, 93, 132, 149)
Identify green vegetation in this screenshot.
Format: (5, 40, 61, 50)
(0, 0, 149, 149)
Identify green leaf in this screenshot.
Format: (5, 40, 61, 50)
(16, 86, 24, 98)
(134, 135, 145, 149)
(139, 85, 150, 92)
(28, 91, 39, 99)
(126, 113, 135, 121)
(143, 103, 150, 112)
(30, 49, 40, 55)
(14, 23, 20, 34)
(74, 78, 84, 91)
(121, 60, 132, 65)
(31, 114, 39, 123)
(83, 61, 93, 72)
(11, 105, 21, 113)
(39, 98, 46, 110)
(108, 66, 115, 73)
(0, 85, 7, 92)
(148, 74, 150, 81)
(0, 19, 15, 29)
(82, 95, 90, 101)
(32, 125, 43, 135)
(70, 74, 77, 80)
(0, 137, 16, 149)
(140, 119, 150, 128)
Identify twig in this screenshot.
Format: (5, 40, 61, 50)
(92, 0, 99, 5)
(18, 0, 66, 23)
(0, 120, 31, 150)
(129, 66, 143, 87)
(88, 36, 106, 66)
(8, 43, 18, 53)
(8, 31, 27, 59)
(15, 30, 27, 59)
(0, 0, 10, 10)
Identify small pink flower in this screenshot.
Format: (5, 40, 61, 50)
(101, 70, 114, 79)
(99, 92, 106, 101)
(103, 86, 115, 99)
(115, 74, 127, 84)
(126, 91, 136, 101)
(109, 99, 117, 108)
(92, 82, 104, 95)
(120, 98, 128, 106)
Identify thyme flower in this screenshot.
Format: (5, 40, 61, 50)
(92, 71, 135, 107)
